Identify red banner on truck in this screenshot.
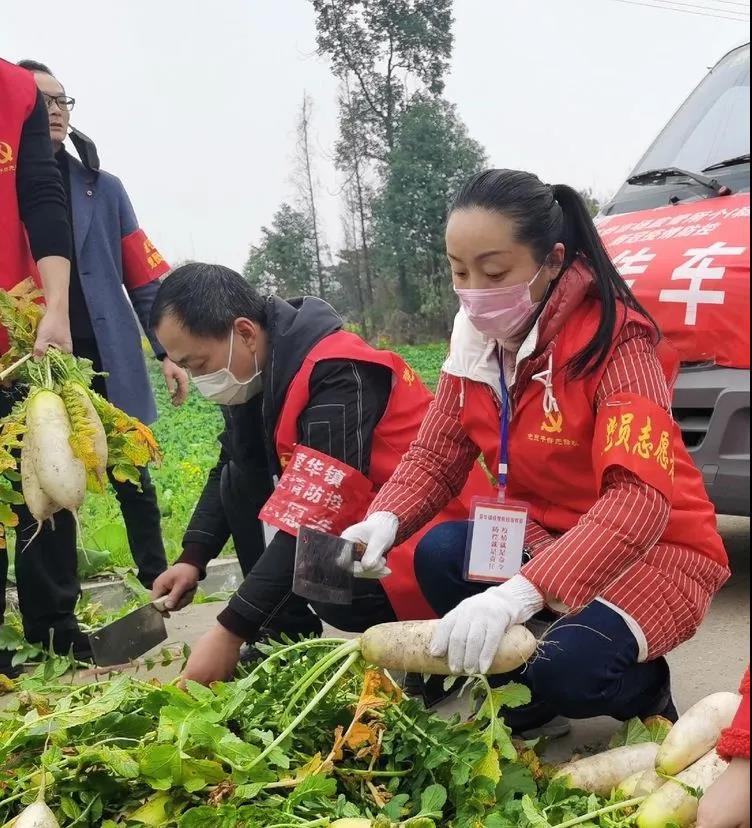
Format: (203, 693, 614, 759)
(597, 193, 750, 369)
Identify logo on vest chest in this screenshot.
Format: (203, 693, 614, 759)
(541, 410, 564, 434)
(525, 355, 579, 448)
(0, 141, 17, 173)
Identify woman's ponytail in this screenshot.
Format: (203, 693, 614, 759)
(552, 183, 658, 377)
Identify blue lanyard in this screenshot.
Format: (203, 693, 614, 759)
(498, 357, 510, 491)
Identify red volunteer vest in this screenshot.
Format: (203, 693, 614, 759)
(0, 60, 39, 354)
(271, 330, 495, 620)
(459, 300, 726, 566)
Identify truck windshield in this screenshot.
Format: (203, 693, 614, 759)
(604, 43, 750, 215)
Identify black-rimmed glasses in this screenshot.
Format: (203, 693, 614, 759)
(43, 93, 76, 112)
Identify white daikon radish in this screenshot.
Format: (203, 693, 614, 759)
(13, 772, 60, 828)
(636, 749, 728, 828)
(12, 801, 60, 827)
(656, 692, 740, 775)
(25, 389, 86, 513)
(616, 767, 665, 798)
(62, 381, 108, 481)
(359, 621, 537, 675)
(554, 743, 659, 796)
(20, 434, 59, 527)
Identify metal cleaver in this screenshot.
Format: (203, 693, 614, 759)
(88, 596, 171, 667)
(293, 526, 391, 606)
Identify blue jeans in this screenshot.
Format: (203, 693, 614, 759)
(415, 521, 672, 722)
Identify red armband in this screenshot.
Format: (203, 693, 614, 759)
(259, 446, 374, 537)
(593, 392, 675, 501)
(121, 229, 169, 289)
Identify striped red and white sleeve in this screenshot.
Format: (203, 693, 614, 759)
(368, 372, 479, 542)
(522, 322, 673, 610)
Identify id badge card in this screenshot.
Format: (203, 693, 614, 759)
(463, 494, 529, 583)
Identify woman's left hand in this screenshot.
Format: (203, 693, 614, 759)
(161, 357, 189, 406)
(430, 575, 544, 674)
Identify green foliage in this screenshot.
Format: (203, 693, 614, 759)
(243, 203, 320, 297)
(74, 360, 222, 569)
(608, 716, 673, 749)
(579, 188, 603, 218)
(371, 94, 486, 332)
(312, 0, 454, 160)
(0, 636, 648, 826)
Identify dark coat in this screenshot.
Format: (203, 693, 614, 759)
(67, 151, 168, 423)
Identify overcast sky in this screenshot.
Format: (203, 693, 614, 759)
(2, 1, 748, 272)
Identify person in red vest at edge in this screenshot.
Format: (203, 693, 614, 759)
(342, 168, 730, 738)
(697, 667, 750, 828)
(0, 57, 74, 679)
(17, 59, 188, 589)
(149, 263, 493, 688)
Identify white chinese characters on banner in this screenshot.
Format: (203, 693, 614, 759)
(660, 241, 747, 326)
(259, 446, 373, 537)
(599, 193, 749, 368)
(612, 248, 656, 287)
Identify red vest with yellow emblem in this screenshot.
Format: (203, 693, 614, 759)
(459, 300, 726, 565)
(0, 60, 39, 352)
(269, 330, 495, 620)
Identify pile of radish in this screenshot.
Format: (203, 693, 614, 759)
(0, 283, 161, 548)
(554, 691, 741, 826)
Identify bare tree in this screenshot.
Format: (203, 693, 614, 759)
(337, 77, 374, 308)
(343, 179, 369, 338)
(294, 93, 327, 298)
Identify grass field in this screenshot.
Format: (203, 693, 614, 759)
(75, 341, 448, 574)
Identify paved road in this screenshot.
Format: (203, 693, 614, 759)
(159, 516, 749, 759)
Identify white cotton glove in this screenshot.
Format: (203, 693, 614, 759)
(340, 511, 399, 579)
(430, 575, 545, 675)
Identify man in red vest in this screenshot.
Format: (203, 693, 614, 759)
(149, 263, 492, 686)
(1, 57, 76, 679)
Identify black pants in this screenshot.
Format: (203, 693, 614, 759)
(1, 386, 81, 644)
(75, 338, 166, 588)
(220, 461, 396, 638)
(415, 521, 673, 722)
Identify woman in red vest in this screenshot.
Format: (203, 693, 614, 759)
(344, 169, 729, 733)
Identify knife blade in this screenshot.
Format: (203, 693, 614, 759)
(88, 596, 170, 667)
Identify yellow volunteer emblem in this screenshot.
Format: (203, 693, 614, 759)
(541, 410, 564, 434)
(0, 141, 14, 166)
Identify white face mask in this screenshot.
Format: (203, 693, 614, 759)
(191, 329, 262, 405)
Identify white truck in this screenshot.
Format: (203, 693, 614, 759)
(597, 41, 750, 516)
